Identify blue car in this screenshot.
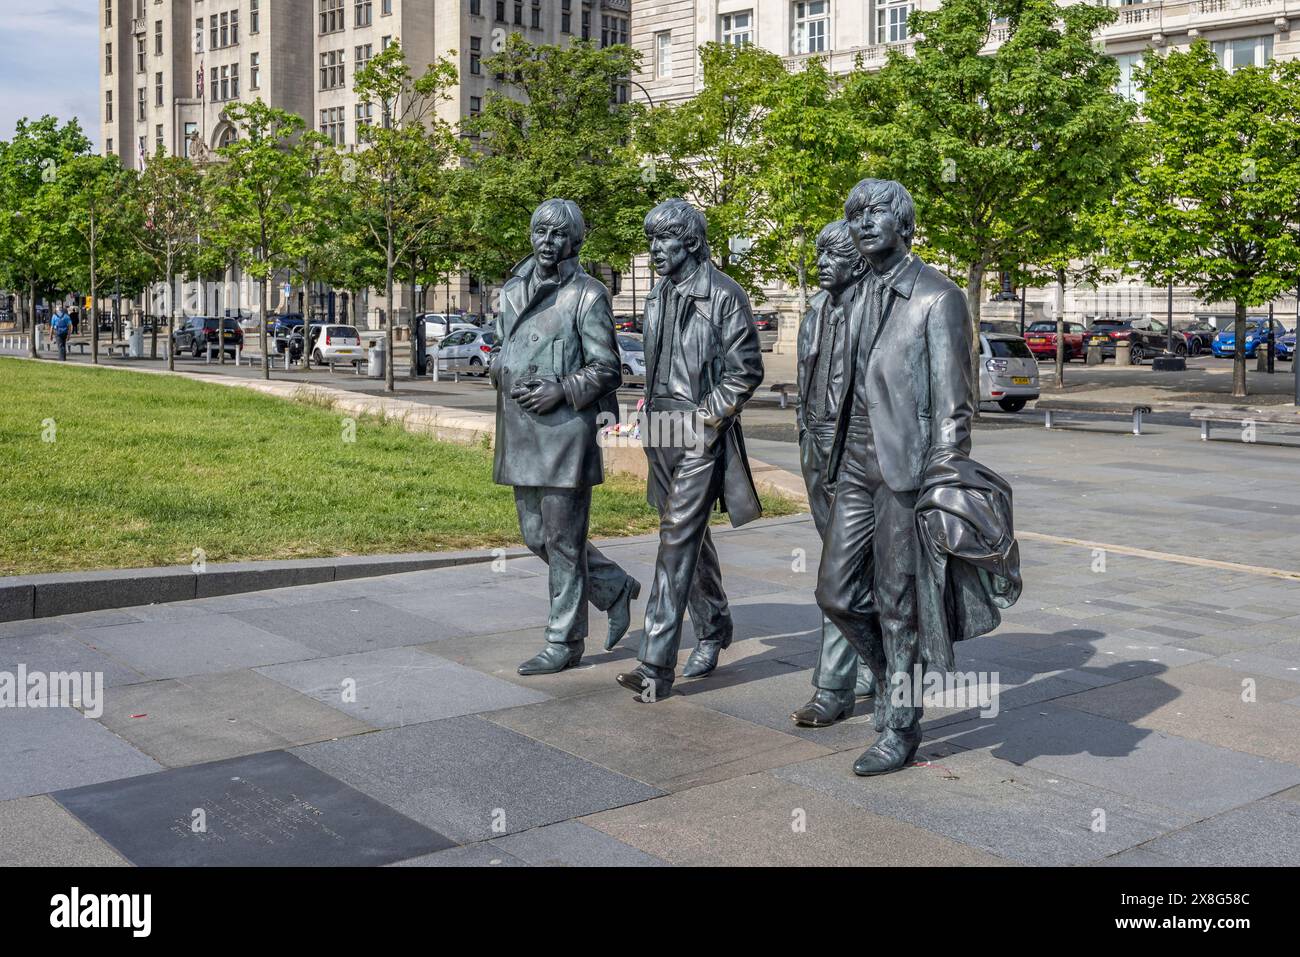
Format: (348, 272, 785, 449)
(1276, 332, 1296, 361)
(1211, 319, 1289, 358)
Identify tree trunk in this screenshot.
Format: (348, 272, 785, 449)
(302, 262, 312, 371)
(1053, 268, 1066, 391)
(965, 262, 985, 419)
(28, 281, 37, 358)
(795, 228, 808, 328)
(1232, 298, 1247, 397)
(385, 244, 395, 393)
(166, 251, 175, 372)
(408, 270, 419, 380)
(259, 269, 270, 381)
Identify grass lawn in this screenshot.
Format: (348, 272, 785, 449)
(0, 358, 800, 575)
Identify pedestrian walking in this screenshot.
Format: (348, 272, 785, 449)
(50, 305, 73, 360)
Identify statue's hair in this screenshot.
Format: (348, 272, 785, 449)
(643, 198, 710, 260)
(531, 198, 586, 251)
(844, 179, 916, 248)
(815, 219, 864, 266)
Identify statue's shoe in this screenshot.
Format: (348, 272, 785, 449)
(855, 667, 876, 699)
(517, 641, 584, 676)
(604, 577, 642, 651)
(852, 726, 922, 777)
(790, 688, 856, 728)
(680, 630, 733, 679)
(615, 666, 673, 701)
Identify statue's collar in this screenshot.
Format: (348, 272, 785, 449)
(513, 254, 581, 285)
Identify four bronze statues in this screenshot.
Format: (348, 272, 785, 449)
(495, 184, 1020, 776)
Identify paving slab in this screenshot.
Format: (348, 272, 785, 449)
(53, 750, 453, 866)
(390, 843, 527, 867)
(73, 614, 320, 680)
(0, 632, 150, 687)
(490, 821, 669, 867)
(582, 773, 1010, 866)
(293, 716, 662, 843)
(94, 670, 374, 767)
(1132, 797, 1300, 866)
(485, 688, 831, 792)
(229, 597, 446, 655)
(0, 795, 129, 866)
(0, 706, 162, 801)
(256, 646, 549, 728)
(931, 704, 1300, 818)
(379, 586, 553, 638)
(771, 746, 1194, 866)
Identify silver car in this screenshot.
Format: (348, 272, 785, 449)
(980, 333, 1040, 413)
(617, 333, 646, 385)
(433, 328, 496, 375)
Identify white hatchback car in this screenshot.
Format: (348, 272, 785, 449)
(420, 313, 478, 346)
(309, 324, 364, 365)
(980, 333, 1040, 412)
(617, 333, 646, 384)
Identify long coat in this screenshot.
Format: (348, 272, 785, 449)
(641, 260, 764, 526)
(490, 255, 622, 489)
(828, 253, 975, 492)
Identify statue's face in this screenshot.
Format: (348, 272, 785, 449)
(648, 231, 694, 278)
(531, 218, 575, 269)
(816, 246, 861, 295)
(848, 197, 906, 259)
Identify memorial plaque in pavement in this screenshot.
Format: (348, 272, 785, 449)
(52, 750, 454, 866)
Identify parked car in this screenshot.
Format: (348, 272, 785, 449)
(306, 324, 364, 365)
(1211, 318, 1289, 358)
(752, 312, 779, 333)
(1276, 331, 1296, 360)
(980, 333, 1039, 413)
(172, 317, 243, 358)
(613, 314, 640, 333)
(1023, 320, 1086, 361)
(270, 314, 304, 338)
(433, 328, 495, 375)
(1085, 317, 1184, 363)
(419, 313, 477, 345)
(979, 319, 1021, 337)
(617, 333, 646, 384)
(1176, 319, 1218, 356)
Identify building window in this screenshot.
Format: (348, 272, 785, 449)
(1212, 35, 1274, 72)
(106, 137, 113, 155)
(231, 62, 240, 99)
(469, 95, 482, 116)
(138, 136, 146, 166)
(792, 0, 828, 54)
(382, 0, 392, 13)
(655, 31, 672, 78)
(581, 8, 590, 39)
(470, 0, 482, 14)
(210, 15, 217, 50)
(355, 101, 374, 128)
(320, 106, 346, 145)
(319, 0, 345, 34)
(381, 35, 392, 49)
(495, 0, 506, 21)
(231, 9, 240, 44)
(221, 11, 230, 47)
(720, 11, 752, 46)
(105, 91, 113, 122)
(105, 43, 113, 75)
(154, 20, 163, 55)
(561, 0, 570, 33)
(137, 37, 146, 72)
(105, 0, 111, 28)
(155, 71, 163, 106)
(211, 67, 218, 101)
(514, 2, 523, 25)
(355, 43, 374, 74)
(195, 17, 204, 51)
(183, 122, 197, 157)
(355, 0, 372, 28)
(156, 124, 164, 150)
(251, 0, 260, 34)
(320, 50, 346, 90)
(470, 36, 482, 75)
(250, 52, 261, 90)
(1113, 52, 1143, 103)
(874, 0, 910, 45)
(601, 15, 628, 47)
(137, 87, 146, 120)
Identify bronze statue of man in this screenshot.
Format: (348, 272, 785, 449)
(491, 198, 641, 676)
(789, 220, 875, 729)
(815, 179, 1020, 776)
(616, 198, 764, 701)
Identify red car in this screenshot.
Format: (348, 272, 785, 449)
(1024, 320, 1086, 361)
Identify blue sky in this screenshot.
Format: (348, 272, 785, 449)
(0, 2, 100, 143)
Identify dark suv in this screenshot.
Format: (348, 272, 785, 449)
(1086, 317, 1185, 363)
(173, 317, 243, 358)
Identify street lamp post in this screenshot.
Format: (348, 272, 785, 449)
(625, 78, 657, 325)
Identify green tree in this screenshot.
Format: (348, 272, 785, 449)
(130, 151, 202, 369)
(0, 116, 92, 356)
(1107, 42, 1300, 397)
(206, 99, 311, 379)
(752, 57, 869, 318)
(643, 42, 787, 294)
(464, 34, 668, 288)
(858, 0, 1138, 408)
(350, 42, 460, 391)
